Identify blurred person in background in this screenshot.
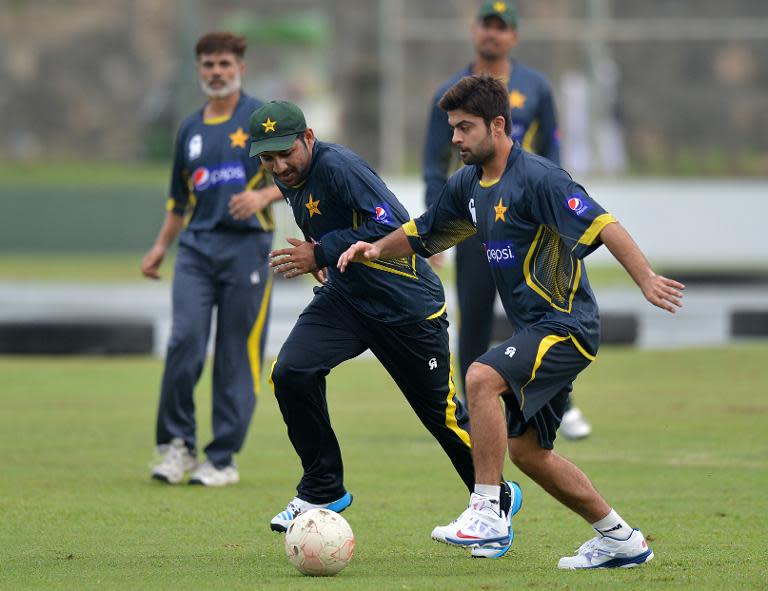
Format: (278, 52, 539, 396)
(422, 1, 592, 440)
(142, 32, 283, 487)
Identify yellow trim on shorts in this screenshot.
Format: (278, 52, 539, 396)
(247, 274, 273, 397)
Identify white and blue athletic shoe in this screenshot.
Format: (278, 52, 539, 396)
(557, 529, 654, 569)
(270, 491, 353, 532)
(431, 492, 511, 553)
(471, 480, 523, 558)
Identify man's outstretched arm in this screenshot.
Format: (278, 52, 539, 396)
(337, 227, 414, 273)
(599, 221, 685, 313)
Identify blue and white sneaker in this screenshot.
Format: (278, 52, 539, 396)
(557, 529, 654, 569)
(471, 481, 523, 558)
(270, 491, 353, 532)
(431, 493, 510, 552)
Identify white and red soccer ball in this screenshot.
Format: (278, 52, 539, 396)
(284, 508, 355, 576)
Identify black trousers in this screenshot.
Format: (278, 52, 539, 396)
(270, 287, 474, 503)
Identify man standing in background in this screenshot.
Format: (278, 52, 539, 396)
(142, 32, 283, 486)
(422, 1, 591, 440)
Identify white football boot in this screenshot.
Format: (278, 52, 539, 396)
(557, 529, 654, 569)
(559, 407, 592, 440)
(270, 491, 353, 532)
(431, 493, 510, 552)
(188, 460, 240, 487)
(151, 438, 197, 484)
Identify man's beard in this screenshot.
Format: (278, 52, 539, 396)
(460, 135, 495, 165)
(199, 71, 242, 98)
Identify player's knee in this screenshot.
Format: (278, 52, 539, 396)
(465, 362, 501, 400)
(508, 438, 549, 474)
(270, 359, 313, 395)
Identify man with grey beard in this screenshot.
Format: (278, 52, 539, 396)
(143, 32, 283, 487)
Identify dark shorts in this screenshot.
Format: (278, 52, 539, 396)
(475, 321, 594, 449)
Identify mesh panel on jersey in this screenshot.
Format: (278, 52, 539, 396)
(423, 219, 477, 255)
(530, 225, 574, 310)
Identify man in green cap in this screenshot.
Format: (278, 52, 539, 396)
(423, 1, 594, 441)
(249, 100, 520, 552)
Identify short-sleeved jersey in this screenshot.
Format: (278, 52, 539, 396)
(423, 61, 560, 207)
(276, 141, 445, 325)
(405, 143, 616, 356)
(168, 93, 274, 233)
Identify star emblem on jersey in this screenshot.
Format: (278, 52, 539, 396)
(494, 197, 508, 222)
(306, 194, 321, 217)
(509, 90, 527, 110)
(262, 117, 277, 133)
(229, 127, 248, 149)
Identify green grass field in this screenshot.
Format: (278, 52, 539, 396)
(2, 345, 767, 590)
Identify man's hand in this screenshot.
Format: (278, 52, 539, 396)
(312, 268, 328, 284)
(270, 237, 318, 279)
(229, 189, 272, 220)
(638, 272, 685, 314)
(141, 244, 166, 279)
(337, 241, 381, 273)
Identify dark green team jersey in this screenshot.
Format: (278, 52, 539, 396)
(405, 143, 617, 357)
(276, 141, 445, 325)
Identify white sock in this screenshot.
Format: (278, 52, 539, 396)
(591, 509, 633, 540)
(474, 484, 500, 503)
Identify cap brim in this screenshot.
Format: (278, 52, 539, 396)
(248, 134, 298, 157)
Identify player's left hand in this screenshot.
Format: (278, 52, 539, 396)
(229, 189, 271, 220)
(270, 237, 318, 279)
(640, 273, 685, 313)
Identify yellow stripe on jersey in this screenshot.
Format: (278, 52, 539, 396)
(445, 356, 472, 447)
(426, 302, 447, 320)
(522, 119, 540, 153)
(362, 254, 418, 280)
(203, 115, 231, 125)
(479, 177, 501, 188)
(402, 220, 420, 237)
(165, 198, 176, 212)
(576, 213, 617, 247)
(247, 274, 274, 397)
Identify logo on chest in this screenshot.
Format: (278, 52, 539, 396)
(192, 163, 246, 191)
(484, 241, 516, 267)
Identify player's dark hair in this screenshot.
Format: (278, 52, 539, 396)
(195, 32, 248, 59)
(438, 74, 512, 136)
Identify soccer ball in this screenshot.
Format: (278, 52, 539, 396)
(284, 508, 355, 576)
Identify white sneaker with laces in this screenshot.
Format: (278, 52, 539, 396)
(270, 491, 353, 532)
(557, 529, 654, 569)
(560, 407, 592, 440)
(188, 460, 239, 487)
(151, 438, 196, 484)
(431, 493, 510, 549)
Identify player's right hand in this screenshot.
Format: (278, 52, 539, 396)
(337, 241, 380, 273)
(141, 245, 165, 279)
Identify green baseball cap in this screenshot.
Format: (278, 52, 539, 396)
(248, 100, 307, 157)
(477, 1, 517, 28)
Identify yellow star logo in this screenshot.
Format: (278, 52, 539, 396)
(494, 2, 507, 12)
(306, 194, 321, 217)
(228, 127, 248, 149)
(262, 117, 277, 133)
(494, 197, 508, 222)
(509, 90, 527, 110)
